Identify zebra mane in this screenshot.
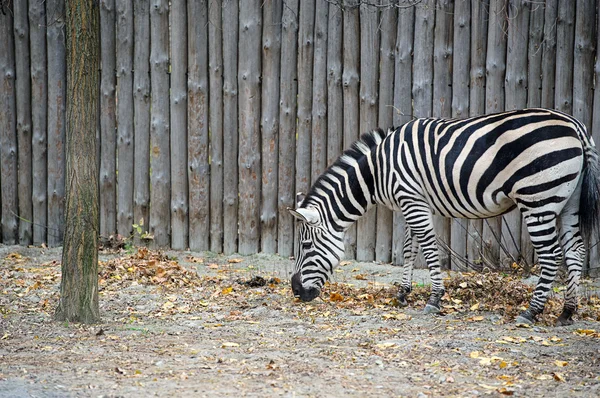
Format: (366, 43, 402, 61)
(302, 128, 392, 206)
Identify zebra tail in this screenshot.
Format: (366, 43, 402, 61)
(580, 144, 600, 244)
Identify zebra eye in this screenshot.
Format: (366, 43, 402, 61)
(302, 241, 313, 251)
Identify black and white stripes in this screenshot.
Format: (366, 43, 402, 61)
(290, 108, 600, 325)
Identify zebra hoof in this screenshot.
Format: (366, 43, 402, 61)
(423, 304, 441, 315)
(556, 309, 575, 326)
(515, 311, 535, 325)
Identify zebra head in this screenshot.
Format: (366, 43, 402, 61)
(289, 194, 345, 302)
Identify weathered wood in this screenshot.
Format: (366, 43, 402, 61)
(260, 0, 283, 254)
(295, 0, 315, 206)
(237, 0, 262, 255)
(46, 0, 67, 246)
(541, 0, 558, 109)
(14, 0, 33, 245)
(572, 0, 595, 130)
(277, 0, 299, 258)
(170, 0, 188, 250)
(133, 0, 151, 244)
(29, 0, 48, 245)
(392, 5, 415, 265)
(116, 0, 134, 238)
(376, 5, 397, 263)
(482, 0, 507, 267)
(0, 3, 18, 244)
(467, 0, 489, 268)
(503, 0, 530, 268)
(590, 5, 600, 274)
(56, 0, 100, 323)
(149, 0, 171, 247)
(554, 0, 575, 114)
(188, 0, 210, 251)
(356, 3, 379, 262)
(450, 0, 470, 269)
(310, 0, 328, 185)
(432, 0, 453, 269)
(222, 0, 239, 254)
(99, 0, 117, 238)
(209, 0, 224, 253)
(327, 4, 343, 167)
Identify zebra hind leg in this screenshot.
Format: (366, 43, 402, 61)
(397, 227, 418, 306)
(516, 214, 562, 325)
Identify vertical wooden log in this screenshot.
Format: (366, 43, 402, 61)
(450, 0, 470, 270)
(467, 0, 489, 267)
(590, 5, 600, 274)
(482, 0, 507, 267)
(376, 4, 397, 264)
(170, 0, 188, 250)
(432, 0, 453, 269)
(541, 0, 558, 109)
(327, 4, 343, 167)
(149, 0, 171, 247)
(30, 0, 48, 245)
(237, 0, 262, 255)
(356, 3, 379, 262)
(188, 0, 209, 251)
(99, 0, 117, 238)
(295, 0, 314, 206)
(0, 2, 18, 244)
(133, 0, 151, 243)
(14, 0, 33, 245)
(209, 0, 224, 253)
(277, 0, 299, 258)
(116, 0, 134, 238)
(572, 0, 595, 129)
(222, 0, 239, 254)
(503, 0, 530, 268)
(391, 5, 415, 265)
(342, 0, 360, 259)
(260, 0, 283, 254)
(46, 0, 67, 246)
(311, 0, 328, 185)
(554, 0, 575, 115)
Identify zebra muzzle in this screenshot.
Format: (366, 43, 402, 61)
(291, 273, 321, 302)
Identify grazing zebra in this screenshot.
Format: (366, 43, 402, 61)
(289, 108, 600, 326)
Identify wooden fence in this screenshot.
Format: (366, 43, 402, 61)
(1, 0, 600, 271)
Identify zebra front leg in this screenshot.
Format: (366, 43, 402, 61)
(398, 227, 419, 306)
(516, 214, 562, 324)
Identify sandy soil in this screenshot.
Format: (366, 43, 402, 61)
(1, 244, 600, 397)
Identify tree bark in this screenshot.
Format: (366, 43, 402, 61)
(55, 0, 100, 324)
(29, 0, 49, 245)
(260, 0, 283, 254)
(237, 0, 262, 255)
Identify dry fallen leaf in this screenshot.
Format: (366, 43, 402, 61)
(222, 342, 239, 348)
(221, 287, 233, 295)
(228, 258, 243, 263)
(553, 372, 566, 382)
(554, 360, 568, 367)
(329, 292, 344, 302)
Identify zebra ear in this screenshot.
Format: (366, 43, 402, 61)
(296, 192, 306, 207)
(288, 207, 320, 224)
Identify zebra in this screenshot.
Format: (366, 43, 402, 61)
(289, 108, 600, 326)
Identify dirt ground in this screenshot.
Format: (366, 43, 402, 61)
(1, 244, 600, 397)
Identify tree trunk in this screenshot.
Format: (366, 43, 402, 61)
(376, 4, 397, 263)
(277, 0, 299, 258)
(0, 0, 18, 244)
(188, 0, 210, 251)
(46, 0, 67, 246)
(149, 0, 171, 247)
(14, 0, 33, 245)
(260, 0, 283, 254)
(357, 3, 379, 262)
(170, 0, 188, 250)
(237, 0, 262, 255)
(133, 0, 151, 244)
(392, 5, 415, 265)
(209, 0, 224, 253)
(450, 0, 470, 269)
(29, 0, 49, 245)
(55, 0, 100, 324)
(342, 0, 360, 259)
(222, 0, 239, 254)
(99, 0, 116, 238)
(117, 0, 134, 238)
